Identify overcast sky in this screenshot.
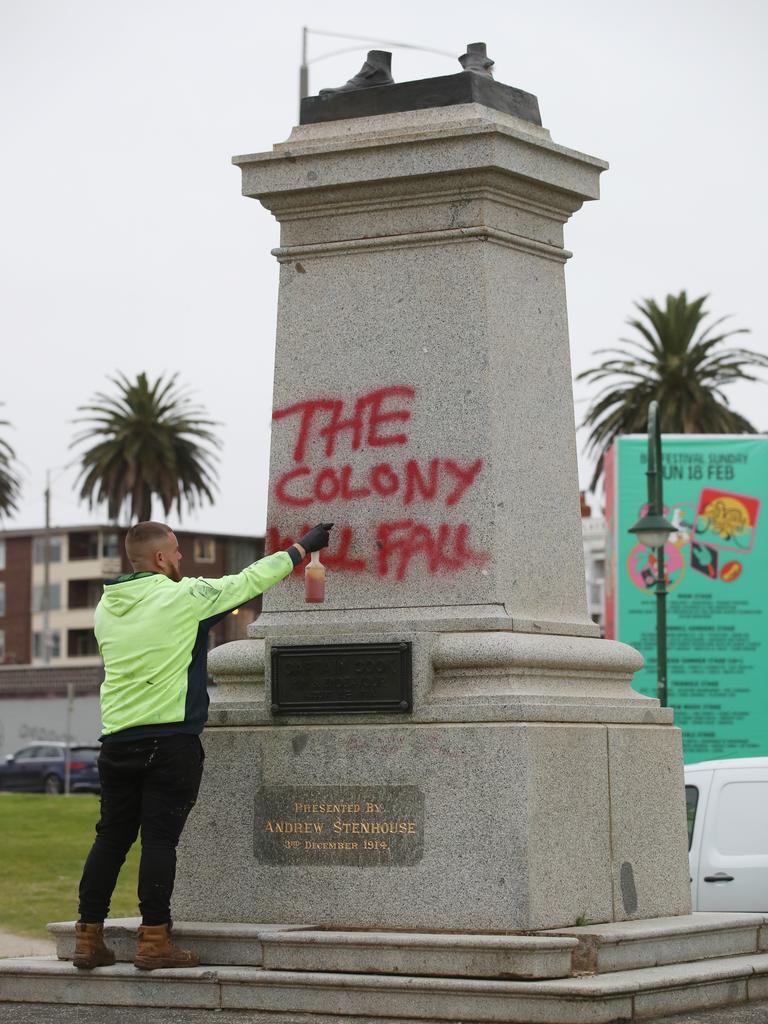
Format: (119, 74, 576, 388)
(2, 0, 766, 536)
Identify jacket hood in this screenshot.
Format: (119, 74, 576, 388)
(99, 573, 163, 617)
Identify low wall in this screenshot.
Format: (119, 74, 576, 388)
(0, 665, 103, 759)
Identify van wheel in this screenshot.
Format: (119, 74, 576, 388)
(44, 774, 64, 795)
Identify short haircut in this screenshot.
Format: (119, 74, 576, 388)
(125, 521, 173, 565)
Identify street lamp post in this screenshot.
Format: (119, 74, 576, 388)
(627, 401, 677, 707)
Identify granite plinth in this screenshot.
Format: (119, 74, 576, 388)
(212, 97, 692, 939)
(173, 720, 689, 932)
(300, 72, 542, 126)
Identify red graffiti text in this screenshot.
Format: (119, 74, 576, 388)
(274, 457, 482, 509)
(273, 386, 416, 463)
(266, 521, 489, 581)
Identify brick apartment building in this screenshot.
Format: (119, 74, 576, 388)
(0, 525, 265, 671)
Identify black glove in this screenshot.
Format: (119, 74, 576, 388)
(297, 523, 334, 554)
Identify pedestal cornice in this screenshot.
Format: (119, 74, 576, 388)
(233, 104, 608, 216)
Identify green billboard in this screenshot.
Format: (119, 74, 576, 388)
(605, 436, 768, 763)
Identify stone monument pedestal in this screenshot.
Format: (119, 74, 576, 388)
(172, 91, 691, 933)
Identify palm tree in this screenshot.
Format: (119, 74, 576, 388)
(577, 291, 768, 490)
(72, 372, 221, 523)
(0, 407, 20, 519)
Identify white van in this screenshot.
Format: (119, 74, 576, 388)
(685, 757, 768, 912)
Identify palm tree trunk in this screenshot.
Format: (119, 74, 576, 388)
(139, 492, 152, 523)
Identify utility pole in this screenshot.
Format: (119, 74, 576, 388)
(64, 681, 74, 796)
(42, 470, 51, 664)
(299, 26, 309, 113)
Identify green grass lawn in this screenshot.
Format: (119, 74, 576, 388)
(0, 794, 140, 939)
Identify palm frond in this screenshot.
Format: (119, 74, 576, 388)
(578, 291, 765, 489)
(0, 407, 21, 519)
(71, 372, 222, 524)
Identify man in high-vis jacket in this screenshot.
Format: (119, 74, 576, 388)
(73, 519, 332, 971)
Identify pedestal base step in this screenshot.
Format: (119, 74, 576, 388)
(261, 929, 576, 980)
(49, 918, 576, 979)
(3, 953, 768, 1023)
(48, 918, 303, 969)
(544, 912, 768, 974)
(49, 913, 768, 979)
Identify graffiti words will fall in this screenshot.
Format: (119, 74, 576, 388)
(267, 522, 489, 581)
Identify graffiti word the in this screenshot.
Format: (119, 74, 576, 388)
(273, 386, 416, 463)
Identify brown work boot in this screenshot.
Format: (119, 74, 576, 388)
(72, 921, 116, 970)
(133, 922, 200, 970)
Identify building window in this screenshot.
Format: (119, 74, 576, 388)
(33, 631, 61, 659)
(68, 531, 99, 561)
(33, 536, 62, 564)
(32, 583, 61, 612)
(67, 629, 100, 658)
(685, 785, 698, 850)
(0, 582, 4, 617)
(0, 539, 5, 571)
(193, 538, 216, 563)
(0, 629, 4, 661)
(102, 532, 121, 559)
(68, 579, 104, 609)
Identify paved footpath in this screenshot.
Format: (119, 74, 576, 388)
(0, 930, 55, 959)
(1, 1001, 768, 1024)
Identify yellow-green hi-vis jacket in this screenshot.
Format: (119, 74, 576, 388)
(95, 551, 296, 743)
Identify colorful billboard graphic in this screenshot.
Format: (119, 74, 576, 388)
(605, 437, 768, 764)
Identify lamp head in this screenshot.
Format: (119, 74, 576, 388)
(628, 512, 677, 550)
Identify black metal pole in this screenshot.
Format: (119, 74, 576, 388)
(299, 26, 309, 117)
(647, 401, 668, 707)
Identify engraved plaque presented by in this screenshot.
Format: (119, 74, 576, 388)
(271, 642, 412, 714)
(254, 786, 424, 866)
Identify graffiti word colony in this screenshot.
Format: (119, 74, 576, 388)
(269, 385, 489, 580)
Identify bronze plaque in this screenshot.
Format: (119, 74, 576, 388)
(270, 642, 412, 714)
(254, 785, 424, 866)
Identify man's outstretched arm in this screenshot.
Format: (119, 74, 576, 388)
(185, 523, 333, 620)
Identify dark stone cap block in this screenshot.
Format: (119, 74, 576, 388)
(301, 71, 542, 127)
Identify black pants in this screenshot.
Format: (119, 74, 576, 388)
(78, 733, 204, 926)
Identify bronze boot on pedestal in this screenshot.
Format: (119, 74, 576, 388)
(319, 50, 393, 95)
(459, 41, 495, 78)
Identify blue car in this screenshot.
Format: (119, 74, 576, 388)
(0, 743, 100, 794)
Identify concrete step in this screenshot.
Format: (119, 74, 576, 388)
(48, 918, 308, 968)
(51, 913, 768, 981)
(260, 928, 578, 979)
(49, 918, 578, 980)
(544, 912, 768, 974)
(3, 953, 768, 1023)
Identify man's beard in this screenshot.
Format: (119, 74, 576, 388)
(167, 566, 183, 583)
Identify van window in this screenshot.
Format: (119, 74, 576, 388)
(716, 781, 768, 856)
(685, 785, 699, 849)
